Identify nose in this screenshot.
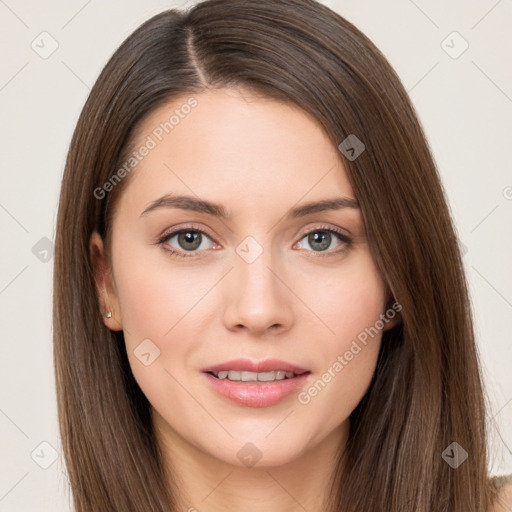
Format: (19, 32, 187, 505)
(222, 245, 294, 335)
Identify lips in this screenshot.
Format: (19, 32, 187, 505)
(202, 372, 310, 407)
(202, 358, 309, 374)
(201, 358, 311, 407)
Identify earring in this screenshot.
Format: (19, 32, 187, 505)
(105, 311, 112, 319)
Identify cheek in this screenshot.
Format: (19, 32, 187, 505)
(111, 241, 225, 392)
(113, 244, 211, 342)
(112, 256, 200, 415)
(115, 267, 176, 341)
(294, 250, 386, 419)
(296, 249, 387, 346)
(110, 244, 193, 374)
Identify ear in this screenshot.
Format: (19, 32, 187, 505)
(382, 295, 402, 332)
(89, 231, 123, 331)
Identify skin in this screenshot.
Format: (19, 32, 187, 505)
(90, 87, 399, 511)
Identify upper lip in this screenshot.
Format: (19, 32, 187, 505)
(202, 358, 309, 374)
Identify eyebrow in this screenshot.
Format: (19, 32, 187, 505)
(139, 194, 359, 219)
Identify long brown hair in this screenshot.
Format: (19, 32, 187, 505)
(53, 0, 500, 510)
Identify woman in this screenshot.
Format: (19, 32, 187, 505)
(53, 0, 512, 510)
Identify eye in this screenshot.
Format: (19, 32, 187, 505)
(295, 227, 351, 255)
(158, 226, 217, 258)
(157, 224, 352, 259)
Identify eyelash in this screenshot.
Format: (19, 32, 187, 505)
(156, 224, 352, 259)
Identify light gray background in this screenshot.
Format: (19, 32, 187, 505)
(0, 1, 511, 510)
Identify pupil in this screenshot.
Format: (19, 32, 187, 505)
(309, 231, 330, 251)
(178, 231, 201, 250)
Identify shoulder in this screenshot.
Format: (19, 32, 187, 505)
(490, 474, 512, 512)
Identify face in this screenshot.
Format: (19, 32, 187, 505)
(90, 87, 396, 470)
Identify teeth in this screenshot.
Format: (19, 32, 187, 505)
(212, 370, 298, 381)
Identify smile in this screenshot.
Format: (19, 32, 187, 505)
(209, 370, 306, 381)
(203, 370, 311, 408)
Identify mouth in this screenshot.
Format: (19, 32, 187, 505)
(201, 359, 311, 408)
(206, 369, 309, 382)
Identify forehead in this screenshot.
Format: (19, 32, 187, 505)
(118, 87, 355, 216)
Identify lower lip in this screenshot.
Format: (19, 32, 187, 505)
(203, 372, 310, 408)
